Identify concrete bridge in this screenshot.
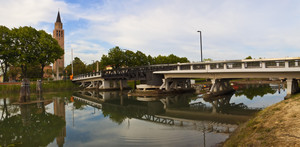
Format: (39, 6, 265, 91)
(73, 57, 300, 97)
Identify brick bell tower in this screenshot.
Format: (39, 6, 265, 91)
(53, 11, 64, 79)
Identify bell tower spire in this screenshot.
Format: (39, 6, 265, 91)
(56, 11, 62, 23)
(53, 10, 65, 80)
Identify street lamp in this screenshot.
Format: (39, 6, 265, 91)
(197, 30, 203, 62)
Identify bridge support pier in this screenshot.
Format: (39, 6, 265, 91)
(160, 78, 192, 91)
(285, 78, 300, 98)
(99, 80, 110, 89)
(208, 79, 233, 96)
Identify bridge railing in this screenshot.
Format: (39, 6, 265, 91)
(173, 57, 300, 71)
(73, 57, 300, 81)
(73, 71, 102, 80)
(73, 64, 178, 81)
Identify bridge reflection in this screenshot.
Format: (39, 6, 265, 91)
(71, 90, 262, 135)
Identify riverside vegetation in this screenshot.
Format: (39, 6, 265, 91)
(224, 93, 300, 146)
(0, 80, 78, 94)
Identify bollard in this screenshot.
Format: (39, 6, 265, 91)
(19, 78, 30, 102)
(36, 80, 43, 100)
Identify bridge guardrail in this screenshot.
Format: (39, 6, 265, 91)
(73, 57, 300, 81)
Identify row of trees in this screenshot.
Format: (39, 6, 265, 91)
(100, 46, 189, 69)
(0, 25, 63, 82)
(65, 46, 190, 76)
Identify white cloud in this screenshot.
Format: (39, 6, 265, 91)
(0, 0, 67, 28)
(1, 0, 300, 65)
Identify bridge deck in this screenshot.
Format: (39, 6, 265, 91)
(73, 57, 300, 81)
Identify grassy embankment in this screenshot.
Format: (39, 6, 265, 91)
(0, 80, 79, 93)
(224, 93, 300, 146)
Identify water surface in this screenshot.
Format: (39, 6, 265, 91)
(0, 84, 286, 146)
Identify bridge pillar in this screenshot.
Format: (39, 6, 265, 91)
(261, 62, 266, 68)
(119, 80, 123, 91)
(165, 79, 171, 91)
(223, 63, 227, 69)
(285, 61, 289, 68)
(286, 78, 300, 98)
(99, 80, 110, 89)
(160, 78, 192, 91)
(121, 80, 128, 88)
(241, 63, 245, 69)
(113, 80, 119, 88)
(209, 79, 233, 96)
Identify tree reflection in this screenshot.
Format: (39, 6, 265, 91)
(235, 84, 276, 99)
(102, 103, 147, 124)
(73, 100, 87, 110)
(0, 98, 19, 120)
(0, 102, 65, 146)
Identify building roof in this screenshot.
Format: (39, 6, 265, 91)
(56, 11, 62, 23)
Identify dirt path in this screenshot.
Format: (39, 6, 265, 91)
(224, 93, 300, 146)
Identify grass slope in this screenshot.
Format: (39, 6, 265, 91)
(224, 93, 300, 146)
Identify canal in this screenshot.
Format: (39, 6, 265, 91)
(0, 83, 286, 146)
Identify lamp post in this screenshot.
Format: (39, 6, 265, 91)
(71, 48, 73, 75)
(197, 30, 203, 62)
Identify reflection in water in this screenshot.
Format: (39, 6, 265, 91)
(0, 84, 286, 147)
(54, 98, 66, 147)
(72, 90, 260, 145)
(234, 84, 279, 99)
(0, 98, 65, 146)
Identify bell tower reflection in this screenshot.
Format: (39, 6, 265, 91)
(54, 98, 66, 147)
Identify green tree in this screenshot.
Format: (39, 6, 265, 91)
(7, 67, 21, 81)
(153, 54, 189, 64)
(204, 58, 213, 62)
(26, 64, 41, 79)
(147, 55, 154, 65)
(124, 50, 136, 67)
(0, 26, 16, 82)
(36, 30, 64, 81)
(245, 56, 252, 59)
(11, 26, 40, 78)
(99, 54, 111, 70)
(86, 61, 98, 73)
(100, 46, 190, 69)
(108, 46, 125, 69)
(65, 57, 87, 76)
(100, 46, 126, 69)
(135, 51, 148, 66)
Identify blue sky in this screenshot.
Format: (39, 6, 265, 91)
(1, 0, 300, 66)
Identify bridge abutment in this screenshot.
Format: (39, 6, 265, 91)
(285, 78, 300, 98)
